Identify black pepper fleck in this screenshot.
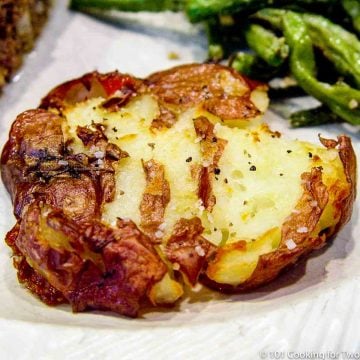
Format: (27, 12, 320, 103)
(112, 127, 118, 132)
(287, 150, 292, 153)
(224, 178, 228, 184)
(214, 168, 221, 175)
(308, 152, 313, 158)
(186, 156, 192, 163)
(249, 165, 256, 171)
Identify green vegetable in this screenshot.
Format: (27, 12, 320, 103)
(70, 0, 184, 12)
(290, 105, 341, 127)
(342, 0, 360, 33)
(255, 9, 360, 88)
(283, 11, 360, 125)
(305, 13, 360, 88)
(206, 17, 225, 61)
(185, 0, 340, 22)
(252, 8, 288, 29)
(230, 52, 285, 81)
(230, 52, 256, 74)
(245, 24, 289, 67)
(186, 0, 269, 23)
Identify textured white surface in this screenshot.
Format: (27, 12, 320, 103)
(0, 1, 359, 359)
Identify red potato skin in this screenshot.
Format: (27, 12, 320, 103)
(147, 63, 265, 121)
(165, 217, 216, 286)
(1, 71, 167, 317)
(40, 71, 143, 111)
(0, 65, 357, 316)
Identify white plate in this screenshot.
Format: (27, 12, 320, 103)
(0, 2, 359, 359)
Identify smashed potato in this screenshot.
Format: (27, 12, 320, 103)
(1, 64, 356, 317)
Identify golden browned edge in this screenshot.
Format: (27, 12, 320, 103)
(201, 136, 357, 293)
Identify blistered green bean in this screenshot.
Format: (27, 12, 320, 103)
(283, 11, 360, 125)
(245, 24, 289, 67)
(290, 106, 341, 127)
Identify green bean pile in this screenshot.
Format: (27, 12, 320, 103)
(70, 0, 360, 127)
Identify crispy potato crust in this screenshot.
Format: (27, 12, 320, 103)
(165, 217, 215, 286)
(194, 116, 227, 211)
(140, 159, 171, 242)
(15, 202, 166, 317)
(40, 71, 142, 111)
(147, 63, 265, 120)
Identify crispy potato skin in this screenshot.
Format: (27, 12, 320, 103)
(40, 71, 143, 111)
(15, 202, 166, 317)
(147, 63, 265, 120)
(335, 136, 357, 232)
(0, 65, 357, 316)
(165, 218, 216, 286)
(1, 75, 168, 316)
(140, 159, 170, 242)
(193, 116, 227, 211)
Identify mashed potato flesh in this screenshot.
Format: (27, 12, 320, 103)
(63, 95, 342, 246)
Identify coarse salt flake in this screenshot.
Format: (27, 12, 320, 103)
(310, 200, 318, 208)
(173, 263, 180, 270)
(158, 222, 167, 231)
(195, 245, 205, 257)
(155, 230, 164, 239)
(285, 239, 297, 250)
(196, 199, 203, 207)
(58, 160, 68, 166)
(94, 150, 104, 159)
(113, 90, 124, 97)
(297, 226, 308, 233)
(214, 123, 221, 133)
